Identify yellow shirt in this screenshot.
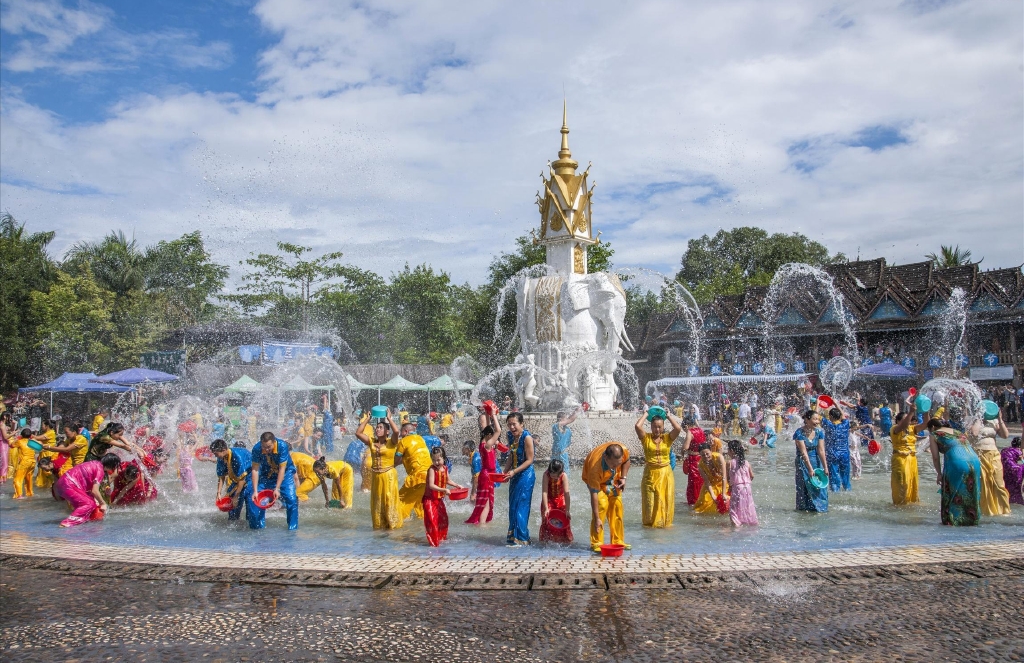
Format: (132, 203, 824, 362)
(91, 415, 105, 433)
(440, 414, 453, 429)
(13, 438, 37, 465)
(641, 432, 672, 468)
(38, 429, 58, 460)
(890, 426, 918, 457)
(325, 460, 350, 480)
(582, 442, 630, 492)
(292, 452, 316, 481)
(395, 434, 431, 478)
(68, 434, 89, 466)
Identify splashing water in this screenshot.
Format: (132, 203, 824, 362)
(820, 356, 854, 396)
(616, 266, 704, 368)
(761, 264, 858, 369)
(563, 350, 640, 410)
(938, 288, 969, 378)
(919, 377, 984, 427)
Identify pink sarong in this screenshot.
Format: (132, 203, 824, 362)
(0, 427, 9, 483)
(178, 449, 198, 493)
(54, 460, 105, 527)
(727, 459, 758, 526)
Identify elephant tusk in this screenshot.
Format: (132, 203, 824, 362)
(620, 329, 635, 352)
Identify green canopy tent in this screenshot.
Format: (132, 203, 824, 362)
(375, 374, 426, 406)
(222, 375, 264, 394)
(422, 375, 476, 410)
(346, 374, 377, 392)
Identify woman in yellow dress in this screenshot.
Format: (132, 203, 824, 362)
(968, 409, 1012, 516)
(634, 407, 688, 528)
(311, 456, 355, 508)
(693, 442, 729, 515)
(889, 399, 928, 506)
(32, 421, 59, 489)
(355, 409, 402, 529)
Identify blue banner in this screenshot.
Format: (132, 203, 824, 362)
(262, 342, 335, 364)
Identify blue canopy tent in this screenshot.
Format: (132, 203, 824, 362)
(854, 363, 917, 379)
(91, 368, 179, 385)
(19, 372, 134, 418)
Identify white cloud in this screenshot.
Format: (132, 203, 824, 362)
(0, 0, 1021, 289)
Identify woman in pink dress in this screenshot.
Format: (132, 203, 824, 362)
(0, 412, 12, 484)
(466, 412, 501, 525)
(54, 454, 121, 527)
(726, 439, 758, 526)
(176, 433, 199, 493)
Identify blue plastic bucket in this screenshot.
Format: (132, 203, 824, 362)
(370, 406, 388, 419)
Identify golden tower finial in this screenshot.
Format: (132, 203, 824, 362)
(552, 99, 578, 177)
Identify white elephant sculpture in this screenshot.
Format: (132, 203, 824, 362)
(515, 271, 633, 411)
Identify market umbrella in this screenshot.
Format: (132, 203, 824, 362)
(19, 372, 133, 418)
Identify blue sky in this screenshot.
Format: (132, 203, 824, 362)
(1, 0, 1021, 286)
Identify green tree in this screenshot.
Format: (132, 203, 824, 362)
(144, 231, 228, 327)
(65, 230, 146, 297)
(677, 227, 844, 304)
(387, 264, 478, 363)
(0, 213, 56, 389)
(29, 268, 116, 378)
(925, 245, 975, 269)
(226, 242, 351, 332)
(314, 267, 393, 362)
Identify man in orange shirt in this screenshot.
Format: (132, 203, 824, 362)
(581, 442, 631, 553)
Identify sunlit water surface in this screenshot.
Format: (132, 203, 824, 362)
(3, 438, 1021, 558)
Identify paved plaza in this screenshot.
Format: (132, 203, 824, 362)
(1, 534, 1022, 662)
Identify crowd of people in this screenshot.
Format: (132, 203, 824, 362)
(2, 383, 1022, 549)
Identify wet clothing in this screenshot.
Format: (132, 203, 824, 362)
(728, 459, 758, 526)
(794, 428, 828, 512)
(889, 426, 920, 506)
(396, 434, 431, 521)
(551, 424, 572, 470)
(639, 432, 674, 528)
(250, 439, 299, 530)
(216, 447, 257, 525)
(54, 461, 105, 527)
(466, 442, 497, 525)
(506, 429, 536, 545)
(822, 419, 852, 492)
(539, 471, 572, 544)
(423, 466, 449, 547)
(935, 430, 981, 526)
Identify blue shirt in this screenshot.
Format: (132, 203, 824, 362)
(879, 407, 892, 432)
(216, 447, 252, 486)
(855, 406, 872, 425)
(822, 419, 851, 459)
(794, 427, 824, 453)
(251, 438, 295, 482)
(322, 411, 334, 444)
(471, 451, 482, 475)
(343, 440, 365, 467)
(551, 424, 572, 459)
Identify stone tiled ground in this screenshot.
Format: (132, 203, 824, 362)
(2, 560, 1022, 662)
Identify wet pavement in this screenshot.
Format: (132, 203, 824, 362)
(2, 559, 1022, 662)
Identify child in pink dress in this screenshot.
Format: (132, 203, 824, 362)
(726, 439, 758, 526)
(176, 433, 199, 493)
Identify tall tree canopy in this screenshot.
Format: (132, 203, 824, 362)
(676, 227, 845, 304)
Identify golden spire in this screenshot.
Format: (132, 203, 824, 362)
(552, 99, 578, 177)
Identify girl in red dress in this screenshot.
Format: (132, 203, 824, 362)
(466, 411, 501, 525)
(110, 461, 158, 506)
(683, 427, 706, 505)
(423, 446, 464, 547)
(539, 458, 573, 544)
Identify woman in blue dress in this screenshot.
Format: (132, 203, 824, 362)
(793, 410, 829, 512)
(503, 412, 535, 545)
(927, 418, 981, 526)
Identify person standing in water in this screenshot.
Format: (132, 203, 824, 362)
(1001, 437, 1023, 506)
(794, 410, 829, 513)
(466, 411, 501, 525)
(422, 446, 463, 547)
(967, 409, 1012, 516)
(538, 458, 572, 544)
(821, 407, 852, 492)
(210, 438, 256, 526)
(355, 410, 402, 530)
(503, 412, 536, 546)
(682, 424, 705, 506)
(550, 410, 578, 471)
(634, 407, 687, 528)
(396, 420, 432, 521)
(726, 439, 758, 526)
(250, 431, 299, 531)
(889, 400, 928, 506)
(582, 442, 630, 553)
(693, 442, 729, 516)
(926, 419, 981, 526)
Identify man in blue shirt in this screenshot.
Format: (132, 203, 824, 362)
(250, 431, 299, 530)
(211, 438, 258, 527)
(822, 407, 852, 492)
(878, 403, 893, 437)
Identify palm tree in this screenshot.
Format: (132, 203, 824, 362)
(65, 230, 146, 297)
(925, 245, 975, 269)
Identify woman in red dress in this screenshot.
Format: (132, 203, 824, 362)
(423, 446, 464, 547)
(466, 411, 501, 525)
(539, 459, 573, 544)
(683, 427, 706, 505)
(110, 461, 158, 506)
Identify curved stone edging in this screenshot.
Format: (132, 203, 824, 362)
(2, 532, 1021, 577)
